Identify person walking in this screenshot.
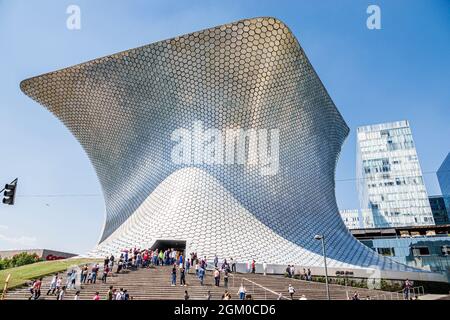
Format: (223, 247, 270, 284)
(81, 265, 88, 284)
(205, 290, 211, 300)
(171, 265, 177, 286)
(286, 265, 291, 278)
(184, 290, 190, 300)
(93, 291, 100, 300)
(231, 258, 236, 273)
(104, 256, 110, 269)
(198, 266, 205, 286)
(30, 278, 42, 300)
(251, 260, 256, 274)
(116, 288, 124, 300)
(102, 265, 109, 283)
(74, 290, 80, 300)
(288, 284, 295, 300)
(47, 273, 58, 295)
(57, 286, 66, 300)
(223, 269, 229, 288)
(238, 284, 246, 300)
(263, 261, 267, 276)
(91, 264, 99, 284)
(55, 277, 62, 295)
(180, 267, 186, 286)
(214, 255, 219, 268)
(69, 270, 77, 289)
(403, 279, 412, 300)
(107, 286, 114, 300)
(214, 268, 220, 287)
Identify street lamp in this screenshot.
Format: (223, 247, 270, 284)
(314, 234, 330, 300)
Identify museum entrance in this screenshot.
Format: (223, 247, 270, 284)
(150, 239, 186, 256)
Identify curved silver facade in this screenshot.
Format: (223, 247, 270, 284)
(21, 17, 415, 272)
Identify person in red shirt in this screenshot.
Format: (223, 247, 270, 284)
(102, 265, 110, 283)
(93, 291, 100, 300)
(29, 278, 43, 300)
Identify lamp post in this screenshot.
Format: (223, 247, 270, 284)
(314, 234, 330, 300)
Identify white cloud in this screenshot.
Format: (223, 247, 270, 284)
(0, 225, 9, 230)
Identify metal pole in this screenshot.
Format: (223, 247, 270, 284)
(322, 237, 330, 300)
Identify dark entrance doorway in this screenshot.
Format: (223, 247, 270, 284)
(150, 239, 186, 253)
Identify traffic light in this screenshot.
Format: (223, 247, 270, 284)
(2, 178, 18, 205)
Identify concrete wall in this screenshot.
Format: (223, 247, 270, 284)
(0, 249, 77, 260)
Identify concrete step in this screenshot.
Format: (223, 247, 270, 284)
(4, 263, 396, 300)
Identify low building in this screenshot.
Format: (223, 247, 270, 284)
(351, 225, 450, 279)
(0, 249, 77, 260)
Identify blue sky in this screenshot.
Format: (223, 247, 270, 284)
(0, 0, 449, 254)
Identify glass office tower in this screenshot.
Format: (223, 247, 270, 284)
(356, 120, 434, 228)
(428, 196, 449, 225)
(437, 152, 450, 219)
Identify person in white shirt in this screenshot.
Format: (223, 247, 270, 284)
(55, 278, 62, 295)
(230, 258, 236, 273)
(57, 286, 66, 300)
(116, 288, 124, 300)
(238, 284, 246, 300)
(263, 261, 267, 276)
(288, 284, 295, 300)
(74, 290, 80, 300)
(47, 274, 58, 295)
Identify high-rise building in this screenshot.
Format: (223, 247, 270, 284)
(428, 196, 449, 225)
(437, 152, 450, 218)
(356, 120, 434, 228)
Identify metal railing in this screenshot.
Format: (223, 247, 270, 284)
(1, 274, 11, 300)
(346, 286, 425, 300)
(228, 272, 289, 300)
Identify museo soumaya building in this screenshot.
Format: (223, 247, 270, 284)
(20, 17, 445, 281)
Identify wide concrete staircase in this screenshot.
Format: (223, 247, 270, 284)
(3, 263, 398, 300)
(238, 273, 390, 300)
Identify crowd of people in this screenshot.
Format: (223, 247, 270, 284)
(285, 265, 312, 281)
(26, 248, 256, 300)
(26, 247, 418, 301)
(26, 247, 312, 301)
